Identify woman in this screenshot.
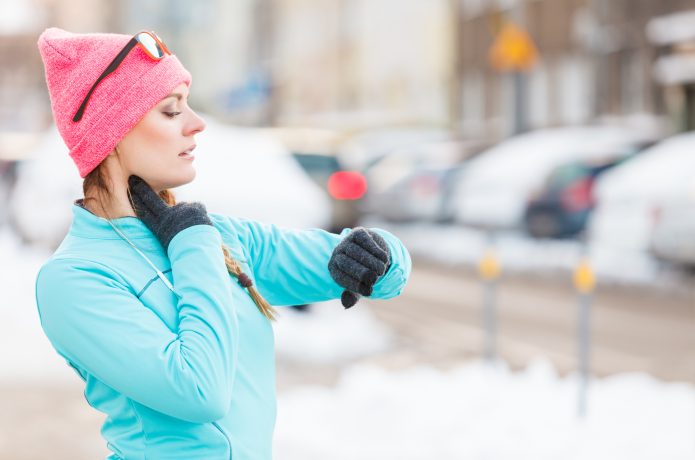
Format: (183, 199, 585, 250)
(34, 28, 411, 459)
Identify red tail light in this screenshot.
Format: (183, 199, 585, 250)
(327, 171, 367, 200)
(561, 178, 594, 212)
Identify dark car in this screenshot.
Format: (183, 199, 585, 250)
(523, 140, 655, 239)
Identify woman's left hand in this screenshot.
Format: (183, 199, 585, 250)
(328, 227, 391, 309)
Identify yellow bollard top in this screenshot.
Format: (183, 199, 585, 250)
(479, 250, 502, 280)
(573, 258, 596, 294)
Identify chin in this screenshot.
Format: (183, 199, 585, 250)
(153, 168, 196, 191)
(172, 169, 197, 189)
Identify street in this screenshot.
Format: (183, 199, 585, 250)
(365, 261, 695, 383)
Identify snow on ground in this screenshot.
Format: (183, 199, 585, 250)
(274, 358, 695, 460)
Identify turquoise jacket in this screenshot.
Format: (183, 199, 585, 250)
(34, 202, 411, 460)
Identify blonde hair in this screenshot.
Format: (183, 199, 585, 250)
(82, 162, 277, 321)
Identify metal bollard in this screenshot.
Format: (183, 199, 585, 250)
(478, 231, 501, 364)
(573, 250, 596, 418)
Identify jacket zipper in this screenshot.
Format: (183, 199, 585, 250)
(212, 421, 233, 459)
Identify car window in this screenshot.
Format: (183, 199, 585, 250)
(546, 164, 588, 190)
(292, 152, 342, 185)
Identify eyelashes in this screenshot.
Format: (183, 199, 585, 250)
(164, 111, 182, 118)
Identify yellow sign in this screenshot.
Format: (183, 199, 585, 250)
(488, 21, 539, 72)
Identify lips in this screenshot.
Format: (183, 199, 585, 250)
(179, 145, 196, 156)
(179, 145, 196, 160)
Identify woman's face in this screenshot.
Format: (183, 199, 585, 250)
(115, 82, 206, 191)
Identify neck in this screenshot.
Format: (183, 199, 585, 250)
(83, 180, 137, 220)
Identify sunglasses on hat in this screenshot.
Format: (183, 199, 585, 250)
(72, 31, 171, 123)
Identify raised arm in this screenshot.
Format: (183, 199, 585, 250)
(35, 225, 239, 423)
(220, 216, 411, 307)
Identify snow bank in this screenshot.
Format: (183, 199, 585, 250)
(275, 358, 695, 460)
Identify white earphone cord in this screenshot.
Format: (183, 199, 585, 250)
(106, 219, 180, 297)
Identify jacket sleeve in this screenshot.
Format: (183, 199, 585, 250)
(35, 225, 238, 423)
(227, 217, 411, 307)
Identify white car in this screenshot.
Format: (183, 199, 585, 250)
(9, 117, 331, 249)
(450, 126, 656, 229)
(649, 196, 695, 267)
(589, 132, 695, 255)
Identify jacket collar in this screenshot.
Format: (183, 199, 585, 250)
(69, 198, 154, 239)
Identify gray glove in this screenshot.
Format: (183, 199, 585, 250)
(328, 227, 391, 309)
(127, 175, 212, 251)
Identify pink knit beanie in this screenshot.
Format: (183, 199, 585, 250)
(37, 27, 192, 178)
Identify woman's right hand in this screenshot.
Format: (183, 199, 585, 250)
(128, 175, 213, 251)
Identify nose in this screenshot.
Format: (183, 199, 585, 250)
(186, 109, 206, 136)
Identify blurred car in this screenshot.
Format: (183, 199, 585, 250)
(450, 126, 658, 230)
(358, 138, 487, 222)
(258, 127, 364, 232)
(337, 125, 454, 171)
(648, 196, 695, 268)
(522, 142, 653, 239)
(9, 117, 331, 249)
(589, 132, 695, 254)
(361, 162, 467, 223)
